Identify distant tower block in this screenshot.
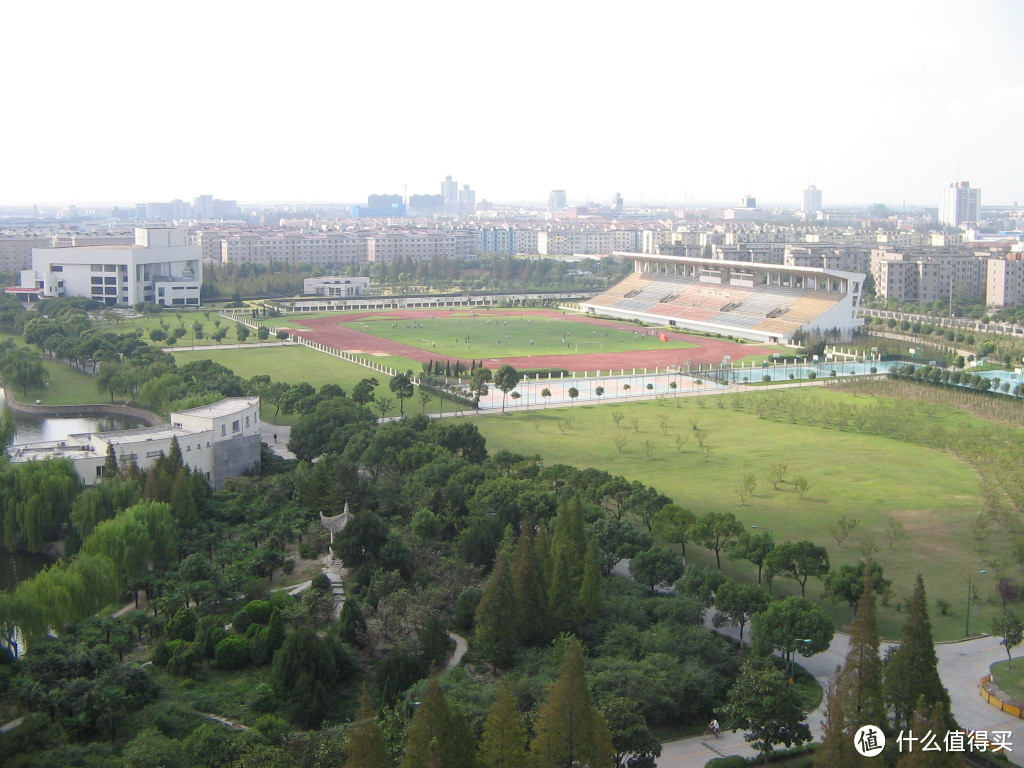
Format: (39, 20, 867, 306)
(611, 192, 624, 215)
(802, 185, 822, 214)
(741, 195, 756, 208)
(549, 189, 567, 211)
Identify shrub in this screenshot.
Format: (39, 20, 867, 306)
(312, 574, 332, 593)
(166, 642, 203, 677)
(248, 682, 277, 715)
(166, 607, 197, 642)
(282, 559, 295, 576)
(706, 758, 747, 768)
(232, 609, 252, 634)
(253, 714, 291, 747)
(214, 636, 251, 670)
(151, 642, 170, 667)
(808, 371, 817, 379)
(763, 375, 771, 383)
(246, 599, 273, 624)
(298, 542, 318, 560)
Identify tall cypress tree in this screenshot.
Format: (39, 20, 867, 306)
(511, 526, 549, 647)
(816, 572, 885, 768)
(344, 687, 389, 768)
(883, 575, 953, 732)
(895, 703, 960, 768)
(529, 637, 614, 768)
(548, 500, 587, 633)
(474, 553, 520, 667)
(577, 541, 604, 625)
(103, 445, 119, 479)
(401, 675, 478, 768)
(478, 681, 528, 768)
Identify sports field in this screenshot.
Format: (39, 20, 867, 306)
(276, 308, 787, 373)
(339, 313, 699, 358)
(473, 388, 1002, 640)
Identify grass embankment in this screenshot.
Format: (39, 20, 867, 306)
(171, 345, 457, 421)
(474, 388, 1001, 640)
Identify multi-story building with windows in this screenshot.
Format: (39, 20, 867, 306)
(986, 255, 1024, 307)
(221, 232, 368, 266)
(9, 398, 261, 490)
(869, 247, 987, 303)
(9, 228, 201, 306)
(939, 181, 981, 228)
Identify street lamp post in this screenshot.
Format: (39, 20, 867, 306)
(965, 569, 989, 637)
(789, 638, 812, 681)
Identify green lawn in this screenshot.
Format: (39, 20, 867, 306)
(989, 658, 1024, 705)
(338, 314, 700, 359)
(93, 311, 273, 348)
(171, 345, 456, 420)
(473, 389, 1002, 640)
(0, 332, 108, 406)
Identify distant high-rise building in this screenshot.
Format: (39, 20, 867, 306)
(549, 190, 567, 211)
(442, 175, 458, 214)
(194, 195, 214, 219)
(802, 185, 822, 214)
(740, 195, 756, 209)
(457, 184, 476, 216)
(940, 181, 980, 228)
(611, 192, 624, 215)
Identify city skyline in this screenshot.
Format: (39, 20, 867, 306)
(1, 0, 1022, 207)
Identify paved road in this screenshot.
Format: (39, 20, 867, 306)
(261, 422, 294, 459)
(655, 613, 1023, 767)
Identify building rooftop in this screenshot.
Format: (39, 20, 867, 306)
(95, 425, 194, 445)
(173, 397, 259, 419)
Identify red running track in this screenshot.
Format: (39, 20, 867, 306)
(287, 309, 772, 372)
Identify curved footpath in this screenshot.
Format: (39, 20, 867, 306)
(657, 613, 1023, 767)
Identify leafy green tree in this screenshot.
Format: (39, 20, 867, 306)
(750, 596, 834, 662)
(690, 511, 743, 568)
(722, 654, 811, 767)
(713, 579, 771, 644)
(822, 561, 890, 616)
(389, 371, 415, 415)
(992, 611, 1024, 667)
(587, 516, 652, 576)
(599, 696, 661, 768)
(166, 607, 198, 641)
(727, 530, 775, 585)
(121, 727, 182, 768)
(478, 681, 529, 768)
(529, 637, 615, 768)
(883, 575, 953, 732)
(651, 504, 696, 558)
(676, 564, 727, 608)
(266, 608, 286, 652)
(469, 367, 492, 408)
(493, 364, 522, 412)
(629, 547, 685, 593)
(764, 540, 830, 597)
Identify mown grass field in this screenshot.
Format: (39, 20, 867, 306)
(171, 345, 456, 420)
(92, 310, 271, 347)
(473, 387, 1005, 640)
(338, 313, 701, 359)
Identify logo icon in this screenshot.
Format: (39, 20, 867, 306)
(854, 725, 885, 757)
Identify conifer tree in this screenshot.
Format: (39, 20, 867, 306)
(103, 445, 119, 479)
(168, 436, 183, 469)
(577, 541, 604, 625)
(883, 575, 953, 732)
(266, 608, 286, 652)
(512, 526, 549, 646)
(170, 466, 199, 528)
(529, 637, 614, 768)
(401, 675, 479, 768)
(474, 553, 520, 667)
(344, 687, 389, 768)
(338, 599, 367, 646)
(816, 571, 885, 768)
(534, 522, 552, 588)
(548, 500, 588, 633)
(478, 681, 528, 768)
(895, 703, 960, 768)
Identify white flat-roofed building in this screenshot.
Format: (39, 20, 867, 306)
(8, 397, 261, 490)
(10, 227, 201, 307)
(302, 276, 370, 296)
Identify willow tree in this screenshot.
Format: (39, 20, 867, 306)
(82, 500, 177, 583)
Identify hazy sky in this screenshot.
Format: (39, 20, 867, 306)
(3, 0, 1022, 207)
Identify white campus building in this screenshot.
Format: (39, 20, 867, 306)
(8, 227, 202, 307)
(302, 276, 371, 297)
(8, 398, 261, 490)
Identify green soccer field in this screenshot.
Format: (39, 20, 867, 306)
(338, 314, 700, 359)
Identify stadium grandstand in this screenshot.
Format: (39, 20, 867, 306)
(581, 253, 865, 344)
